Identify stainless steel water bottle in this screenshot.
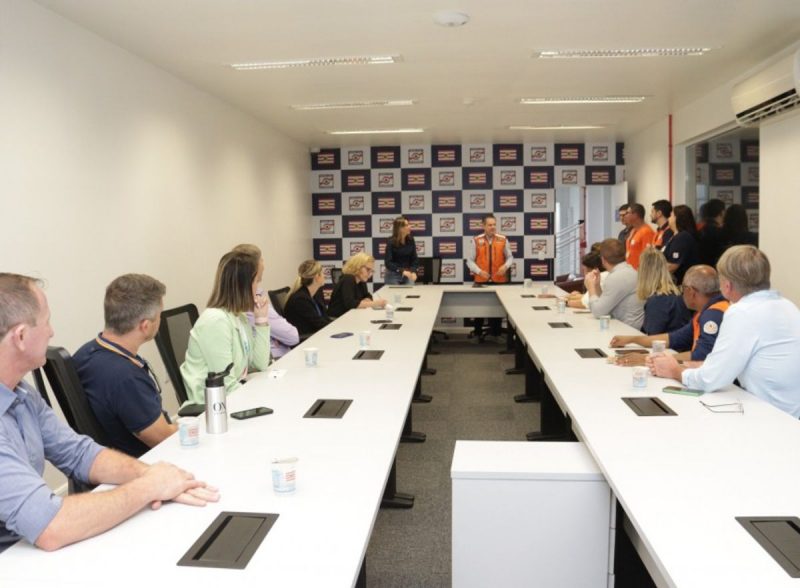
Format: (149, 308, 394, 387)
(205, 363, 232, 434)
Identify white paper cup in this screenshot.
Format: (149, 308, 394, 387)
(599, 315, 610, 330)
(359, 331, 372, 349)
(178, 417, 200, 448)
(385, 304, 395, 320)
(524, 279, 533, 289)
(303, 347, 319, 367)
(393, 293, 403, 304)
(540, 285, 550, 295)
(651, 340, 667, 356)
(557, 298, 567, 313)
(632, 366, 649, 388)
(271, 457, 298, 493)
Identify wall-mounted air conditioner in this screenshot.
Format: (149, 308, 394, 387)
(731, 48, 800, 126)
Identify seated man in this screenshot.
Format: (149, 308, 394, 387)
(651, 246, 800, 418)
(610, 265, 728, 366)
(586, 238, 644, 330)
(74, 274, 176, 457)
(0, 273, 218, 553)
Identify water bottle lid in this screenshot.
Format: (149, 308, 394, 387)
(206, 362, 234, 387)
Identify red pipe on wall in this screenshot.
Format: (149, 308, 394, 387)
(668, 114, 673, 202)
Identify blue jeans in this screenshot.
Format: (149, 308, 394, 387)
(384, 270, 410, 285)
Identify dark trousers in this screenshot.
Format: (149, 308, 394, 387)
(472, 317, 502, 336)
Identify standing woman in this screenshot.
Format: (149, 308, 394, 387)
(284, 260, 332, 336)
(180, 249, 271, 405)
(637, 248, 692, 335)
(384, 216, 419, 285)
(662, 205, 700, 285)
(327, 253, 387, 318)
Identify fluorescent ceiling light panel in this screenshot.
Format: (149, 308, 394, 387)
(520, 96, 646, 104)
(292, 99, 415, 111)
(509, 125, 606, 130)
(231, 55, 400, 70)
(535, 48, 711, 59)
(327, 128, 424, 135)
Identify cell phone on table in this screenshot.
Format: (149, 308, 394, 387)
(230, 406, 274, 420)
(371, 319, 391, 324)
(614, 349, 650, 356)
(330, 332, 353, 338)
(662, 386, 704, 397)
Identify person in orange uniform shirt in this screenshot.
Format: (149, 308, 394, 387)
(625, 203, 656, 269)
(466, 213, 513, 338)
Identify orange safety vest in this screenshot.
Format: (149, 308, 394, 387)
(625, 224, 656, 269)
(691, 300, 730, 351)
(653, 224, 670, 249)
(473, 234, 509, 283)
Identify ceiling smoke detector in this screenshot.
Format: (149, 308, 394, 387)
(434, 10, 470, 27)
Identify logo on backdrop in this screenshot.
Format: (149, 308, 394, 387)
(408, 218, 427, 232)
(530, 193, 549, 208)
(408, 195, 425, 210)
(378, 173, 395, 188)
(439, 217, 456, 232)
(348, 196, 365, 211)
(500, 216, 517, 232)
(321, 264, 334, 280)
(318, 174, 335, 189)
(349, 241, 366, 255)
(317, 196, 337, 212)
(441, 263, 457, 278)
(530, 146, 548, 162)
(348, 150, 364, 166)
(416, 241, 426, 255)
(592, 146, 609, 162)
(469, 147, 486, 163)
(530, 239, 548, 255)
(316, 152, 335, 166)
(500, 170, 517, 185)
(319, 220, 336, 234)
(438, 171, 455, 186)
(408, 149, 425, 164)
(469, 194, 487, 209)
(715, 143, 734, 160)
(379, 218, 394, 233)
(561, 169, 578, 184)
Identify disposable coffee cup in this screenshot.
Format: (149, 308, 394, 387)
(651, 340, 667, 356)
(178, 417, 200, 448)
(524, 279, 533, 289)
(557, 298, 567, 313)
(385, 304, 395, 320)
(599, 315, 610, 331)
(632, 366, 649, 388)
(271, 457, 298, 494)
(303, 347, 319, 367)
(393, 293, 403, 304)
(359, 331, 372, 349)
(540, 285, 550, 295)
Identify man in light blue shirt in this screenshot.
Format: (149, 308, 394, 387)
(0, 273, 219, 552)
(651, 246, 800, 418)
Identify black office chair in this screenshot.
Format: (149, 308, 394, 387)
(330, 267, 343, 286)
(416, 257, 442, 285)
(31, 367, 52, 408)
(268, 287, 290, 317)
(154, 303, 198, 407)
(42, 346, 111, 494)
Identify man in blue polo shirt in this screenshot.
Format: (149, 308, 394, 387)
(0, 274, 218, 552)
(74, 274, 176, 457)
(610, 265, 727, 365)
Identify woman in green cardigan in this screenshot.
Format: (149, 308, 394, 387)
(180, 249, 271, 405)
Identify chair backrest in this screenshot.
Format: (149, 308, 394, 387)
(268, 287, 291, 317)
(417, 257, 442, 284)
(330, 268, 343, 286)
(42, 346, 111, 446)
(31, 367, 52, 408)
(154, 303, 199, 406)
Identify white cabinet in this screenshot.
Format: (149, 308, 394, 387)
(452, 441, 614, 588)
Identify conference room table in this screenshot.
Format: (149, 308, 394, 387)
(3, 283, 799, 587)
(492, 286, 800, 588)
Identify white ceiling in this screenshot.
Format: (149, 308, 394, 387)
(35, 0, 800, 147)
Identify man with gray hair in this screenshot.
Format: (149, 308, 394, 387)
(609, 265, 728, 364)
(73, 274, 176, 457)
(586, 238, 644, 330)
(0, 274, 218, 553)
(651, 246, 800, 417)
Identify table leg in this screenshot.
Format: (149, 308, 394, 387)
(505, 327, 525, 374)
(400, 405, 426, 443)
(380, 459, 415, 509)
(514, 351, 541, 403)
(412, 374, 432, 403)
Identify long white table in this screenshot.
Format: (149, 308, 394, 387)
(3, 283, 799, 587)
(492, 286, 800, 587)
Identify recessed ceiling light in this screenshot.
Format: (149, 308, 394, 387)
(327, 128, 425, 136)
(434, 10, 470, 27)
(231, 55, 400, 70)
(520, 96, 646, 104)
(509, 125, 606, 131)
(534, 48, 711, 59)
(292, 99, 415, 111)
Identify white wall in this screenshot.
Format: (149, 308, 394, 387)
(625, 118, 670, 206)
(759, 111, 800, 304)
(0, 0, 310, 411)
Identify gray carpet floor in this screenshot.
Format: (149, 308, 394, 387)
(366, 333, 540, 587)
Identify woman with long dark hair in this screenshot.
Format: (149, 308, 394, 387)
(384, 216, 419, 285)
(662, 205, 699, 285)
